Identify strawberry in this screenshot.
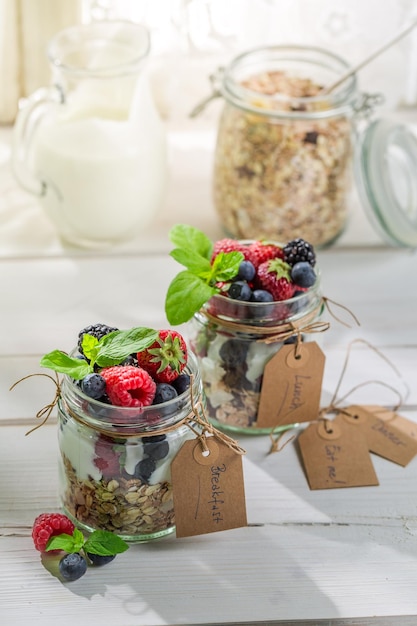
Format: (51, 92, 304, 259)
(136, 330, 187, 384)
(245, 241, 284, 269)
(211, 238, 246, 263)
(257, 258, 296, 301)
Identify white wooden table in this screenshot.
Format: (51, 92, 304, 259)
(1, 119, 417, 626)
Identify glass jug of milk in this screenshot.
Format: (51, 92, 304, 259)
(12, 21, 168, 249)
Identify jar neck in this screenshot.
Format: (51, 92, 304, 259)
(221, 45, 357, 120)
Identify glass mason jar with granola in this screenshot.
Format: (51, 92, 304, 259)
(211, 45, 358, 248)
(41, 324, 204, 542)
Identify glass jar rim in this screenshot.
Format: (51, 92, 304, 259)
(60, 349, 202, 433)
(220, 44, 357, 119)
(48, 20, 150, 78)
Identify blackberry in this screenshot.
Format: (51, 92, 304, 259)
(283, 238, 316, 267)
(77, 323, 119, 356)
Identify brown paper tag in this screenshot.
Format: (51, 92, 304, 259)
(256, 342, 325, 429)
(342, 405, 417, 467)
(363, 405, 417, 440)
(170, 437, 247, 538)
(298, 416, 379, 490)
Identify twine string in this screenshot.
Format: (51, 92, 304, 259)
(9, 372, 61, 435)
(322, 296, 361, 328)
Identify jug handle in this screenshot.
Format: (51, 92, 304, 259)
(11, 85, 63, 196)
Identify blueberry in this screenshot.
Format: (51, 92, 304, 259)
(219, 339, 248, 368)
(144, 440, 170, 460)
(236, 260, 256, 281)
(59, 553, 87, 581)
(134, 456, 156, 482)
(250, 289, 274, 303)
(291, 262, 316, 288)
(86, 552, 116, 566)
(81, 373, 106, 399)
(228, 281, 252, 301)
(153, 383, 178, 404)
(172, 373, 191, 395)
(142, 434, 166, 443)
(121, 355, 138, 366)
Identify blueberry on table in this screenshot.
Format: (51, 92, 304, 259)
(59, 553, 87, 581)
(86, 552, 116, 566)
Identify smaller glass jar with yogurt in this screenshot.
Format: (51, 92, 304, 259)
(188, 248, 326, 435)
(57, 350, 202, 542)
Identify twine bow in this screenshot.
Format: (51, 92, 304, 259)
(9, 373, 61, 435)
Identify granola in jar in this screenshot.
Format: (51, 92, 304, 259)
(212, 46, 357, 248)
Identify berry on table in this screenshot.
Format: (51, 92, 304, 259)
(100, 365, 156, 407)
(59, 553, 87, 581)
(136, 330, 187, 384)
(81, 373, 106, 399)
(86, 552, 116, 566)
(32, 513, 75, 552)
(291, 261, 316, 288)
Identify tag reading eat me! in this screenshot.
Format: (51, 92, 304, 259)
(342, 405, 417, 467)
(298, 416, 379, 490)
(256, 342, 325, 429)
(171, 437, 247, 538)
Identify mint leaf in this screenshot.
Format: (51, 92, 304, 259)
(95, 327, 158, 367)
(165, 271, 218, 325)
(170, 248, 212, 278)
(81, 334, 100, 362)
(169, 224, 213, 260)
(46, 528, 85, 553)
(40, 350, 93, 380)
(83, 530, 129, 556)
(211, 251, 244, 282)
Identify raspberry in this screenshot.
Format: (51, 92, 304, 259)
(257, 259, 296, 301)
(100, 365, 156, 407)
(283, 238, 316, 267)
(78, 323, 119, 356)
(32, 513, 75, 552)
(211, 238, 246, 263)
(93, 435, 122, 478)
(136, 330, 187, 384)
(245, 241, 284, 269)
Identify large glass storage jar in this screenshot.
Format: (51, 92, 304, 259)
(57, 351, 202, 542)
(188, 265, 325, 435)
(212, 45, 357, 248)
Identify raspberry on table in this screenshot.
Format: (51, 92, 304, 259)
(100, 365, 156, 407)
(32, 512, 75, 552)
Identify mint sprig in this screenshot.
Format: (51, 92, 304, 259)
(46, 528, 129, 557)
(165, 224, 244, 325)
(40, 326, 159, 379)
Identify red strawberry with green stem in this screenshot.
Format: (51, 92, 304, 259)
(136, 330, 187, 384)
(257, 258, 296, 301)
